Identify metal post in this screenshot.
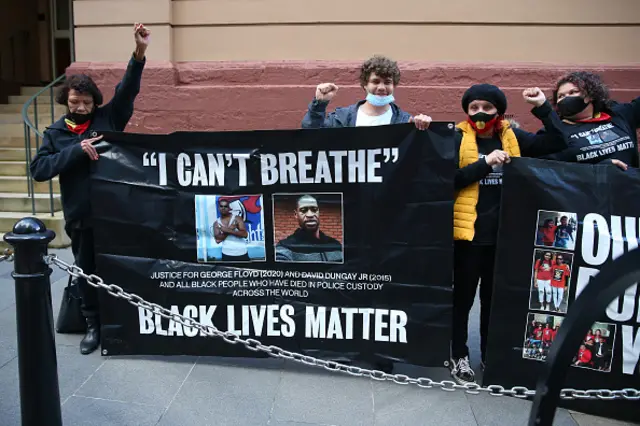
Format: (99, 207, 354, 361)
(48, 86, 55, 217)
(528, 248, 640, 426)
(32, 98, 39, 215)
(3, 218, 62, 426)
(23, 122, 31, 197)
(25, 128, 35, 212)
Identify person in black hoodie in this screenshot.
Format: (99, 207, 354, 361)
(301, 55, 432, 130)
(450, 84, 568, 385)
(543, 71, 640, 169)
(30, 23, 150, 355)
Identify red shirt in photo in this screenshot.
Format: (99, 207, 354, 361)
(577, 347, 592, 364)
(542, 224, 557, 245)
(534, 327, 543, 339)
(535, 259, 554, 281)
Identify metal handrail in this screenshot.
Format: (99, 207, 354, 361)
(20, 74, 66, 216)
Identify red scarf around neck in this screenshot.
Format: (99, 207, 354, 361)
(64, 118, 91, 135)
(574, 112, 612, 123)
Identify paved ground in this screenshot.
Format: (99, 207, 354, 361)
(0, 247, 637, 426)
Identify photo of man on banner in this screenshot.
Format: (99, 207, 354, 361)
(195, 195, 266, 262)
(274, 193, 344, 264)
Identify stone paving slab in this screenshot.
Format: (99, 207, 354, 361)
(1, 248, 638, 426)
(271, 368, 374, 426)
(467, 392, 577, 426)
(157, 359, 281, 426)
(62, 395, 165, 426)
(373, 380, 476, 426)
(75, 355, 198, 407)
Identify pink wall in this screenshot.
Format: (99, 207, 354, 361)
(67, 61, 640, 134)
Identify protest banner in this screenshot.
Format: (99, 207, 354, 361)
(91, 123, 456, 367)
(485, 157, 640, 422)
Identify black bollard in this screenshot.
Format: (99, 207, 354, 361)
(4, 217, 62, 426)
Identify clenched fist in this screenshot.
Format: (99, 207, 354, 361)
(315, 83, 339, 102)
(133, 23, 150, 61)
(134, 23, 151, 48)
(522, 87, 546, 107)
(485, 149, 510, 167)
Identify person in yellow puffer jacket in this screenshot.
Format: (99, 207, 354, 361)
(449, 84, 568, 385)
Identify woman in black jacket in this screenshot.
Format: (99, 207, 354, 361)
(543, 71, 640, 169)
(30, 23, 151, 355)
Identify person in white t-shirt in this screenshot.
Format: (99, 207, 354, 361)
(214, 198, 249, 261)
(301, 55, 432, 130)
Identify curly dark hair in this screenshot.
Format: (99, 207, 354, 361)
(359, 55, 401, 88)
(55, 74, 104, 106)
(552, 71, 613, 114)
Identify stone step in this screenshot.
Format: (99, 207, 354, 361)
(0, 123, 34, 137)
(0, 112, 63, 124)
(0, 176, 60, 193)
(0, 104, 65, 114)
(0, 192, 61, 213)
(8, 95, 54, 104)
(0, 135, 51, 148)
(0, 161, 28, 176)
(0, 147, 37, 161)
(20, 86, 51, 96)
(0, 212, 70, 248)
(0, 161, 27, 176)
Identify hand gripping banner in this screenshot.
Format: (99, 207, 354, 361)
(485, 157, 640, 423)
(91, 123, 456, 368)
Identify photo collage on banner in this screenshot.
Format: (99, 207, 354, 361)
(524, 210, 618, 373)
(195, 193, 345, 265)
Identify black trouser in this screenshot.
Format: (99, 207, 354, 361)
(451, 241, 496, 362)
(65, 221, 98, 319)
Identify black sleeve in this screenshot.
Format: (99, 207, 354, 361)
(453, 132, 493, 190)
(29, 131, 85, 181)
(513, 101, 568, 158)
(105, 54, 146, 131)
(301, 99, 343, 128)
(611, 94, 640, 129)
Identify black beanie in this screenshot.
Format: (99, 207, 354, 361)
(461, 84, 508, 115)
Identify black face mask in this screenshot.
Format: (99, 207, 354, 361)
(557, 95, 589, 118)
(66, 111, 93, 125)
(469, 112, 497, 123)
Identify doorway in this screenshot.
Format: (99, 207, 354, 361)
(50, 0, 74, 78)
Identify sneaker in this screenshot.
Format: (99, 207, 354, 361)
(450, 356, 476, 385)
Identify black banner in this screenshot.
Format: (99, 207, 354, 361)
(91, 123, 455, 367)
(485, 157, 640, 422)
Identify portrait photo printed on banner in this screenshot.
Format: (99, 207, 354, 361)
(272, 193, 344, 264)
(529, 249, 573, 313)
(195, 194, 266, 263)
(534, 210, 578, 251)
(522, 313, 616, 373)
